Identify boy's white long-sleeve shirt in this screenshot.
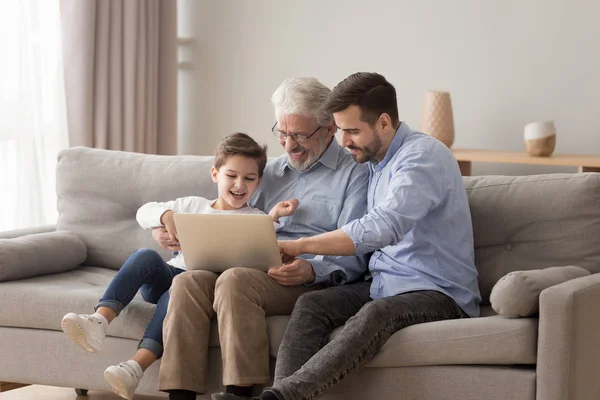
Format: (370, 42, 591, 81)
(136, 196, 267, 270)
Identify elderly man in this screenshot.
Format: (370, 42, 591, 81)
(222, 73, 482, 400)
(154, 77, 369, 400)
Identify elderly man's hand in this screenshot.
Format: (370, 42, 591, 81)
(278, 239, 304, 263)
(152, 227, 181, 252)
(268, 258, 316, 286)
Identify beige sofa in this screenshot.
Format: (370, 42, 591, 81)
(1, 146, 599, 400)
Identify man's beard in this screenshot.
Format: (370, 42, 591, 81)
(347, 131, 383, 163)
(287, 137, 328, 171)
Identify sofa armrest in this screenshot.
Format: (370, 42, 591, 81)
(0, 224, 56, 239)
(536, 273, 600, 400)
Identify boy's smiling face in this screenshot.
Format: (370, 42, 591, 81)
(211, 155, 261, 210)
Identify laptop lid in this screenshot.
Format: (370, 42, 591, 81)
(173, 213, 282, 272)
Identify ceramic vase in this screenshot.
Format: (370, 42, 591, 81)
(419, 91, 455, 148)
(524, 121, 556, 157)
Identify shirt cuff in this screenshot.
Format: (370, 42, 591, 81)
(301, 257, 345, 286)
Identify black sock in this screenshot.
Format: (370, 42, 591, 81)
(168, 389, 196, 400)
(225, 385, 253, 397)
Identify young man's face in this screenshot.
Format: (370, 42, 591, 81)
(335, 105, 384, 164)
(275, 114, 334, 170)
(211, 155, 261, 210)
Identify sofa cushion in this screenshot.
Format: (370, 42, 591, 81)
(265, 307, 537, 366)
(490, 266, 591, 318)
(0, 266, 156, 339)
(0, 267, 538, 366)
(0, 266, 252, 349)
(0, 231, 87, 282)
(366, 308, 538, 367)
(56, 147, 217, 270)
(464, 173, 600, 304)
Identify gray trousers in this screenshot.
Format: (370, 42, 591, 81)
(269, 281, 468, 400)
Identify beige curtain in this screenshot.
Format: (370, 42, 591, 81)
(60, 0, 178, 155)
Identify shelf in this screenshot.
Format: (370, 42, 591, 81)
(451, 148, 600, 176)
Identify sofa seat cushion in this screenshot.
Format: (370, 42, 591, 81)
(258, 307, 537, 366)
(0, 267, 158, 340)
(0, 266, 276, 347)
(0, 268, 538, 366)
(364, 308, 538, 367)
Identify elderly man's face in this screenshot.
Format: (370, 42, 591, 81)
(275, 114, 333, 170)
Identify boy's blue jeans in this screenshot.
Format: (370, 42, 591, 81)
(96, 248, 185, 358)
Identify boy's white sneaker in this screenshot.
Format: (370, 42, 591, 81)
(104, 361, 143, 400)
(61, 313, 107, 353)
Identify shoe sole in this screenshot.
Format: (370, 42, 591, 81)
(61, 316, 101, 354)
(104, 370, 134, 400)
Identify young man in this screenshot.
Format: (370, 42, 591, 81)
(154, 77, 370, 400)
(224, 73, 481, 400)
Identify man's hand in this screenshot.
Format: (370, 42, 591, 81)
(279, 239, 304, 263)
(151, 226, 181, 252)
(268, 258, 316, 286)
(269, 198, 299, 223)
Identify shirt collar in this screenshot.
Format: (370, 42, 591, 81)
(373, 122, 412, 171)
(279, 138, 341, 173)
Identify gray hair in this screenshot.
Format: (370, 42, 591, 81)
(271, 77, 334, 127)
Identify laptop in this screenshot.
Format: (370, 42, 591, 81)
(173, 213, 282, 272)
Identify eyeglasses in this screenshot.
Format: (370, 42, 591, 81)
(271, 122, 322, 144)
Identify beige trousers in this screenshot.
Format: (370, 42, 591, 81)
(158, 267, 320, 394)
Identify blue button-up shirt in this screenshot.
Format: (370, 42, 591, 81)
(342, 123, 481, 317)
(251, 139, 369, 285)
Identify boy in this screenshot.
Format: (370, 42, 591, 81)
(61, 133, 297, 400)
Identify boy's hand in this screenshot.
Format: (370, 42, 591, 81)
(152, 227, 181, 251)
(269, 198, 299, 222)
(159, 210, 180, 248)
(268, 258, 316, 286)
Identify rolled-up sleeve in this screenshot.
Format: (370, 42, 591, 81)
(342, 151, 444, 256)
(135, 196, 201, 230)
(136, 200, 176, 229)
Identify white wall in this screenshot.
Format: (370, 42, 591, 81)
(178, 0, 600, 175)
